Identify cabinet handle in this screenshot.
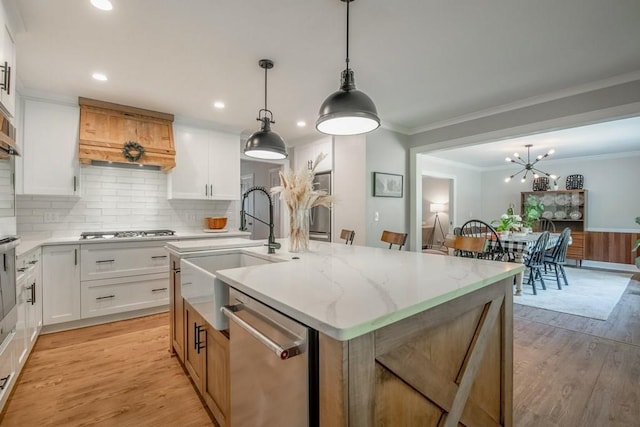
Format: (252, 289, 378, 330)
(5, 64, 10, 95)
(205, 184, 208, 197)
(182, 281, 192, 286)
(17, 267, 27, 273)
(194, 322, 205, 354)
(95, 259, 115, 264)
(96, 295, 115, 300)
(31, 283, 36, 305)
(209, 184, 213, 197)
(151, 287, 168, 292)
(74, 249, 78, 266)
(73, 176, 77, 192)
(151, 255, 167, 259)
(0, 374, 10, 390)
(29, 260, 39, 265)
(2, 254, 5, 272)
(0, 62, 8, 93)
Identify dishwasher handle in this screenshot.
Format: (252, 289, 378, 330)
(221, 304, 304, 360)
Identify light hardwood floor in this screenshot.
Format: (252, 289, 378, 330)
(1, 273, 638, 426)
(0, 313, 213, 426)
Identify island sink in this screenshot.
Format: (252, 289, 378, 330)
(180, 251, 276, 330)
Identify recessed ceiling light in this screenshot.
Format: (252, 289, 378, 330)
(297, 121, 306, 127)
(91, 0, 113, 11)
(213, 101, 225, 109)
(92, 72, 108, 81)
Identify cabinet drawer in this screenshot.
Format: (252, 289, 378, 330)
(0, 335, 15, 403)
(81, 242, 169, 281)
(81, 272, 169, 319)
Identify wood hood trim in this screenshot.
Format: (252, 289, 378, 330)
(78, 97, 176, 172)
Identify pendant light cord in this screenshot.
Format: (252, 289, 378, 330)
(345, 0, 350, 71)
(264, 65, 268, 111)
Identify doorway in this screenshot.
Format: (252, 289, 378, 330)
(421, 174, 454, 249)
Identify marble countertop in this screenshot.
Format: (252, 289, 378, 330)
(165, 237, 265, 255)
(195, 240, 523, 341)
(15, 230, 251, 257)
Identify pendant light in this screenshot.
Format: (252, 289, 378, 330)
(244, 59, 288, 160)
(316, 0, 380, 136)
(504, 144, 557, 183)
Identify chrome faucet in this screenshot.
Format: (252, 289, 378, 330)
(240, 186, 281, 254)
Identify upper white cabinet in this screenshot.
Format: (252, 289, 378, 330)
(293, 137, 333, 173)
(20, 99, 80, 196)
(0, 3, 16, 117)
(168, 124, 240, 200)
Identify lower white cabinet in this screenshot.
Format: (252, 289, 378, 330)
(15, 248, 42, 367)
(81, 272, 168, 318)
(0, 332, 15, 409)
(42, 245, 80, 325)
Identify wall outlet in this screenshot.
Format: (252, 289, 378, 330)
(374, 211, 379, 222)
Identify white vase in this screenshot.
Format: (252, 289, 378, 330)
(499, 231, 510, 239)
(288, 208, 310, 253)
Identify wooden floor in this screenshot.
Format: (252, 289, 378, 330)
(513, 272, 640, 426)
(1, 273, 638, 426)
(0, 313, 213, 426)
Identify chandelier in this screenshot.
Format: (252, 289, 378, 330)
(504, 144, 556, 183)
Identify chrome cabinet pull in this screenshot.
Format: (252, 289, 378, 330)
(205, 184, 208, 197)
(95, 259, 115, 264)
(151, 287, 168, 292)
(29, 260, 38, 265)
(151, 255, 167, 259)
(209, 184, 213, 197)
(73, 176, 77, 192)
(74, 249, 78, 265)
(31, 283, 36, 305)
(221, 304, 304, 360)
(96, 295, 115, 300)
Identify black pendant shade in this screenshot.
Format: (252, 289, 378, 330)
(244, 59, 288, 160)
(316, 0, 380, 136)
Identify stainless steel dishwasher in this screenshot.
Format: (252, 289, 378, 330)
(222, 288, 318, 427)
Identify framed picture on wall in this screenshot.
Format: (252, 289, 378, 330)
(373, 172, 403, 198)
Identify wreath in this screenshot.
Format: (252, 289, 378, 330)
(122, 141, 145, 162)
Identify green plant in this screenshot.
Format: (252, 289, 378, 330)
(633, 216, 640, 269)
(522, 195, 545, 228)
(492, 213, 522, 232)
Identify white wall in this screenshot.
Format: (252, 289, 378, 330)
(366, 128, 409, 248)
(421, 155, 483, 227)
(334, 135, 366, 245)
(17, 165, 238, 239)
(481, 152, 640, 231)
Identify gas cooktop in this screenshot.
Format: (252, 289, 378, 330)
(80, 230, 176, 240)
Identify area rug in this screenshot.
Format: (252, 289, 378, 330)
(514, 267, 633, 320)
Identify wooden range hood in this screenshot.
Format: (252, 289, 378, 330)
(78, 97, 175, 171)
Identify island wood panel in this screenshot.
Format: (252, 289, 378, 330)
(585, 231, 640, 264)
(319, 279, 513, 426)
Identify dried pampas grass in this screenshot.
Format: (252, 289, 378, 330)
(271, 152, 335, 213)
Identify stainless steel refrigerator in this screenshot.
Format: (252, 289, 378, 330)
(309, 171, 331, 242)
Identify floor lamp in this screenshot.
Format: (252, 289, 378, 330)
(428, 203, 446, 248)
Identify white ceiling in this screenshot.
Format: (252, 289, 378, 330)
(13, 0, 640, 145)
(426, 116, 640, 168)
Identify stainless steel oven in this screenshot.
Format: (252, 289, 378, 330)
(0, 235, 19, 345)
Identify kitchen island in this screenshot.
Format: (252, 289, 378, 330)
(168, 239, 523, 426)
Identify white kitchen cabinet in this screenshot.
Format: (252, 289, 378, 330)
(0, 2, 16, 118)
(293, 137, 332, 173)
(0, 332, 15, 409)
(14, 248, 42, 369)
(42, 245, 81, 325)
(21, 99, 80, 196)
(168, 124, 240, 200)
(80, 241, 169, 281)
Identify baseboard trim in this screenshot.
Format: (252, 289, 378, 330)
(41, 305, 168, 334)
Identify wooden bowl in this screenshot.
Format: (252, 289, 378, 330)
(205, 217, 227, 229)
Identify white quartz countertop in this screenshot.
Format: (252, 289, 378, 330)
(165, 237, 266, 254)
(15, 230, 251, 257)
(210, 240, 523, 341)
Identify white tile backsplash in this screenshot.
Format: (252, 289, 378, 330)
(17, 165, 238, 239)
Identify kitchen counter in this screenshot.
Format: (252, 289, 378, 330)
(15, 230, 251, 256)
(206, 240, 523, 341)
(180, 239, 522, 425)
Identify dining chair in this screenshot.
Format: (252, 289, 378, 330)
(523, 231, 550, 295)
(536, 218, 556, 232)
(340, 229, 355, 245)
(459, 219, 505, 261)
(543, 227, 571, 289)
(381, 230, 408, 250)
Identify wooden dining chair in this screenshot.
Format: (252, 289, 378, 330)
(423, 235, 489, 257)
(523, 231, 550, 295)
(543, 227, 571, 289)
(340, 229, 355, 245)
(460, 219, 505, 261)
(381, 230, 408, 250)
(536, 218, 556, 233)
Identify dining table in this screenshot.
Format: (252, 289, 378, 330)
(488, 232, 567, 295)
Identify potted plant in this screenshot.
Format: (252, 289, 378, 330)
(492, 212, 522, 238)
(522, 195, 544, 233)
(633, 216, 640, 269)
